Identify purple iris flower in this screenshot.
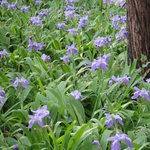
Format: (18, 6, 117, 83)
(60, 55, 70, 63)
(64, 4, 80, 20)
(21, 5, 29, 13)
(30, 16, 42, 26)
(41, 54, 50, 62)
(13, 144, 19, 150)
(91, 59, 107, 71)
(35, 0, 41, 6)
(28, 37, 44, 51)
(64, 8, 75, 20)
(0, 88, 5, 107)
(69, 0, 79, 5)
(146, 79, 150, 84)
(105, 114, 123, 128)
(13, 77, 28, 89)
(108, 132, 133, 150)
(12, 1, 18, 9)
(33, 42, 45, 51)
(92, 140, 100, 147)
(115, 33, 120, 43)
(57, 23, 65, 30)
(28, 105, 50, 128)
(131, 87, 150, 101)
(7, 1, 18, 10)
(78, 16, 88, 29)
(29, 113, 44, 128)
(65, 5, 74, 11)
(120, 16, 127, 23)
(67, 43, 78, 55)
(105, 114, 114, 128)
(91, 53, 111, 71)
(94, 37, 106, 48)
(103, 0, 107, 4)
(121, 76, 130, 85)
(0, 96, 4, 107)
(40, 9, 50, 18)
(1, 0, 8, 7)
(109, 75, 130, 86)
(105, 36, 112, 44)
(7, 4, 11, 10)
(115, 27, 128, 43)
(0, 49, 8, 59)
(67, 28, 78, 35)
(20, 77, 29, 88)
(28, 37, 33, 51)
(84, 61, 91, 66)
(0, 88, 5, 98)
(71, 90, 82, 100)
(103, 0, 114, 5)
(111, 15, 126, 29)
(13, 77, 20, 88)
(94, 36, 111, 48)
(111, 15, 121, 29)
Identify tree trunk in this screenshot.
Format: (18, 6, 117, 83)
(127, 0, 150, 78)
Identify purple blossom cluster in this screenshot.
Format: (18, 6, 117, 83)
(94, 36, 111, 48)
(103, 0, 114, 5)
(1, 1, 30, 13)
(0, 49, 8, 59)
(68, 0, 79, 5)
(21, 5, 29, 13)
(108, 132, 133, 150)
(35, 0, 41, 6)
(115, 27, 127, 42)
(105, 113, 123, 128)
(1, 0, 8, 7)
(84, 61, 91, 66)
(28, 37, 45, 51)
(60, 55, 69, 63)
(78, 16, 88, 29)
(7, 1, 18, 10)
(67, 43, 78, 55)
(0, 88, 6, 107)
(66, 28, 78, 35)
(13, 144, 18, 150)
(71, 90, 82, 100)
(64, 5, 75, 20)
(28, 105, 50, 128)
(60, 43, 78, 63)
(146, 78, 150, 84)
(111, 15, 127, 29)
(91, 53, 111, 71)
(41, 54, 50, 62)
(39, 9, 50, 18)
(131, 87, 150, 101)
(30, 16, 42, 26)
(104, 0, 125, 7)
(109, 75, 130, 87)
(57, 22, 66, 30)
(105, 113, 133, 149)
(13, 77, 28, 89)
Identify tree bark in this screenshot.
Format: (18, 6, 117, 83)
(127, 0, 150, 78)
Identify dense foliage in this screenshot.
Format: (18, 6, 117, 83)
(0, 0, 150, 150)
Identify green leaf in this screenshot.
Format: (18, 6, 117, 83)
(100, 130, 112, 150)
(67, 123, 89, 150)
(38, 79, 45, 95)
(19, 86, 33, 102)
(66, 97, 85, 125)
